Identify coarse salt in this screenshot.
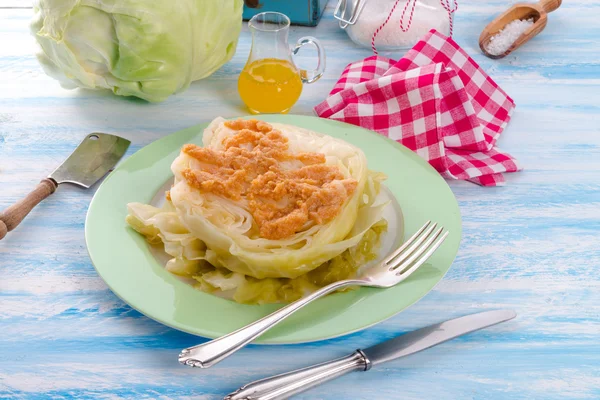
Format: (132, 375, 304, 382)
(485, 18, 534, 56)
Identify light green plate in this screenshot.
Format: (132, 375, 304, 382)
(85, 115, 461, 344)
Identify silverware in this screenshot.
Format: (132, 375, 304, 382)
(225, 309, 517, 400)
(0, 133, 130, 240)
(179, 221, 449, 369)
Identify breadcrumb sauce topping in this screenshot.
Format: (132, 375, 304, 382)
(180, 119, 357, 240)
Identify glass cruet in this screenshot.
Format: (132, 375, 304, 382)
(238, 12, 326, 114)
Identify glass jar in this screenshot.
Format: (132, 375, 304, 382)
(334, 0, 458, 52)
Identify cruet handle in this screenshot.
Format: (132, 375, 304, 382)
(292, 37, 326, 84)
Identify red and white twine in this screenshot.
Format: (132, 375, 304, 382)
(371, 0, 458, 54)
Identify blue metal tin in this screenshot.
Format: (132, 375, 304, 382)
(243, 0, 330, 26)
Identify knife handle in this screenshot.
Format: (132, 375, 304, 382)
(224, 350, 369, 400)
(0, 178, 57, 240)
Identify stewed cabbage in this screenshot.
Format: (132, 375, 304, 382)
(126, 118, 389, 304)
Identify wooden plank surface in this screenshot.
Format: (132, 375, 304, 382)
(0, 0, 32, 8)
(1, 1, 599, 399)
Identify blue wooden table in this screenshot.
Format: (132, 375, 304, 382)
(1, 1, 599, 399)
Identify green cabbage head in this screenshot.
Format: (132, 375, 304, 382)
(30, 0, 244, 102)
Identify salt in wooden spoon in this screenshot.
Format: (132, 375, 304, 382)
(479, 0, 562, 59)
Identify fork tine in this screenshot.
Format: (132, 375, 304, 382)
(383, 220, 432, 265)
(393, 231, 449, 284)
(385, 222, 438, 269)
(390, 226, 445, 272)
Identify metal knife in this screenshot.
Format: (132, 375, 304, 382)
(0, 133, 130, 240)
(225, 309, 517, 400)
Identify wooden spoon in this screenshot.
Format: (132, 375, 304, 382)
(479, 0, 562, 59)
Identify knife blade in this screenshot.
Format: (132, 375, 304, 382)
(49, 133, 130, 188)
(362, 308, 516, 365)
(225, 309, 516, 400)
(0, 133, 130, 240)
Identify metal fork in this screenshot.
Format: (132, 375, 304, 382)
(178, 221, 449, 368)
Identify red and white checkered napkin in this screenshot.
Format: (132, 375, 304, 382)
(314, 30, 521, 186)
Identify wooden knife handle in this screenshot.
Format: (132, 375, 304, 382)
(0, 178, 57, 240)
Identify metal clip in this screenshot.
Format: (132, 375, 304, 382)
(334, 0, 369, 29)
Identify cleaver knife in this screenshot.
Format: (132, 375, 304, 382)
(0, 133, 130, 240)
(225, 309, 517, 400)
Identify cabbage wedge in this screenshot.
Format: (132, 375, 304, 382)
(127, 118, 389, 304)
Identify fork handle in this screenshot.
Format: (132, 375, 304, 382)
(178, 279, 365, 368)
